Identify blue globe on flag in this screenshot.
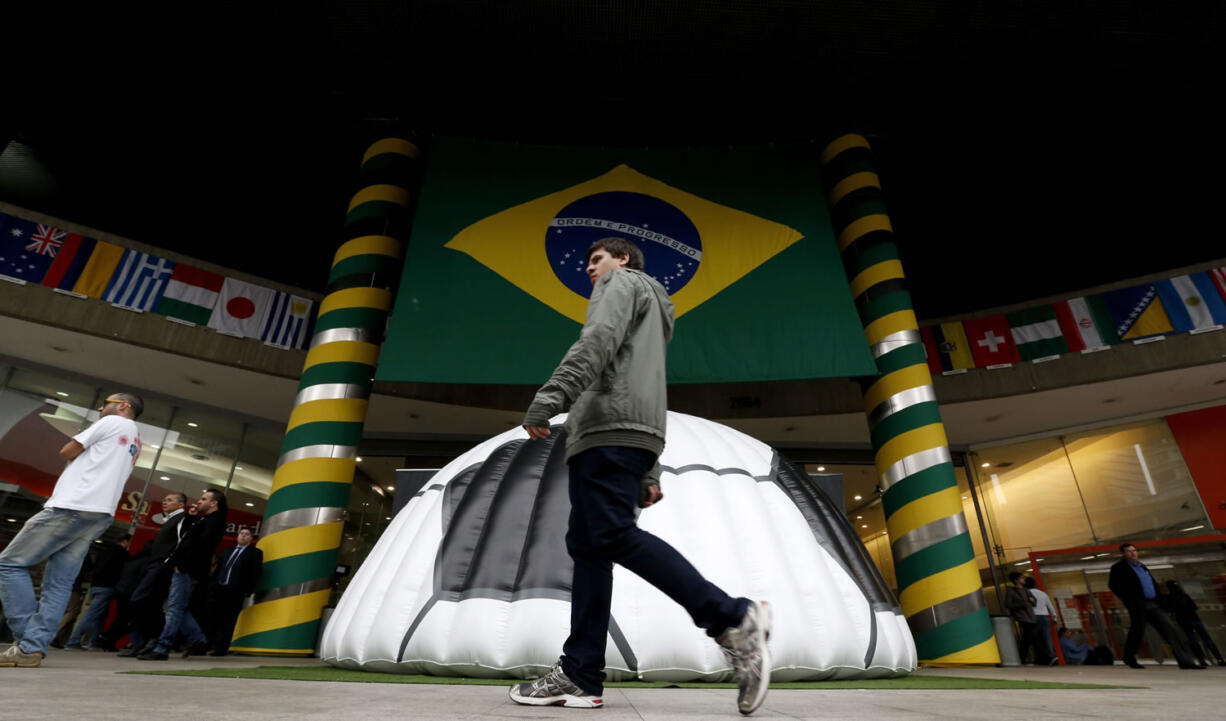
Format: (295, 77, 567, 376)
(545, 191, 702, 298)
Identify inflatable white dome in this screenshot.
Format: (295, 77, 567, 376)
(321, 412, 916, 680)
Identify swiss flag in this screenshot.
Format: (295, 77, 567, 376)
(963, 314, 1019, 367)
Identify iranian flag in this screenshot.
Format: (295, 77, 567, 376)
(207, 277, 276, 338)
(1053, 296, 1120, 351)
(1007, 306, 1068, 361)
(155, 264, 224, 325)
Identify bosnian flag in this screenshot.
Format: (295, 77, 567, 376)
(155, 265, 225, 325)
(1154, 273, 1226, 332)
(207, 277, 276, 338)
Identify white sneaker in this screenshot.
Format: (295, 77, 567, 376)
(718, 600, 772, 715)
(508, 662, 604, 708)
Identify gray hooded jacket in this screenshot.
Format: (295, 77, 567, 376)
(524, 268, 674, 465)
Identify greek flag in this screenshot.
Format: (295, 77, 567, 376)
(261, 291, 314, 349)
(103, 250, 176, 311)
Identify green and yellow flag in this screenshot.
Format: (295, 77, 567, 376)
(378, 139, 875, 384)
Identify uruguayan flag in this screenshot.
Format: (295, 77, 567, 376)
(103, 251, 176, 311)
(261, 291, 314, 349)
(1155, 272, 1226, 332)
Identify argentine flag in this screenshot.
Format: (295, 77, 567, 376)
(1155, 273, 1226, 332)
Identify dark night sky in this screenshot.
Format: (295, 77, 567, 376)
(3, 2, 1223, 320)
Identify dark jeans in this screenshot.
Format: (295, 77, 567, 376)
(1179, 618, 1225, 664)
(561, 446, 748, 695)
(1124, 600, 1197, 667)
(206, 584, 247, 654)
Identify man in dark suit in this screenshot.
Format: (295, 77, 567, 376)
(139, 488, 228, 660)
(197, 527, 263, 657)
(1107, 542, 1200, 670)
(118, 492, 191, 656)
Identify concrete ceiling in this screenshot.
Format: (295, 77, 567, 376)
(5, 313, 1225, 456)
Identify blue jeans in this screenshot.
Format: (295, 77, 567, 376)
(154, 571, 205, 653)
(66, 586, 116, 648)
(0, 507, 113, 655)
(562, 446, 748, 695)
(1035, 614, 1055, 663)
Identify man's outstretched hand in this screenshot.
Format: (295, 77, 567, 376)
(639, 483, 663, 508)
(524, 425, 551, 440)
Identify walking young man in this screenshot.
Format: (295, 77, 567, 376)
(509, 238, 771, 715)
(0, 392, 143, 668)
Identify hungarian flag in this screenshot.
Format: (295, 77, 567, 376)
(156, 264, 225, 325)
(208, 277, 276, 338)
(962, 314, 1019, 367)
(920, 322, 974, 373)
(1007, 306, 1068, 361)
(1053, 296, 1119, 351)
(377, 139, 876, 383)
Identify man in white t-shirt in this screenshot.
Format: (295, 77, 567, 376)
(1025, 576, 1059, 665)
(0, 392, 143, 668)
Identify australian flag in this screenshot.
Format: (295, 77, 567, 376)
(0, 213, 57, 282)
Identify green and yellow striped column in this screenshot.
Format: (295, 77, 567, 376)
(821, 134, 998, 664)
(231, 137, 421, 655)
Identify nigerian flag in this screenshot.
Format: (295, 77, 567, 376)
(1007, 306, 1069, 361)
(377, 139, 875, 384)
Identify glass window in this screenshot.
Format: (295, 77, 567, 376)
(229, 423, 282, 523)
(1063, 420, 1210, 542)
(970, 438, 1097, 560)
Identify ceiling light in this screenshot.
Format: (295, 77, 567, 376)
(235, 466, 243, 471)
(861, 524, 868, 528)
(159, 476, 170, 481)
(386, 486, 395, 491)
(980, 462, 990, 468)
(961, 495, 968, 500)
(816, 466, 826, 472)
(94, 538, 103, 543)
(356, 457, 363, 462)
(385, 516, 391, 520)
(853, 495, 862, 500)
(6, 518, 16, 523)
(55, 391, 69, 397)
(245, 502, 254, 507)
(1080, 555, 1096, 560)
(1181, 525, 1205, 532)
(856, 515, 863, 520)
(187, 422, 198, 427)
(150, 444, 160, 449)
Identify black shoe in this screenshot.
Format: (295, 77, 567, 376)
(1125, 660, 1144, 669)
(1218, 660, 1226, 667)
(181, 642, 209, 659)
(49, 641, 66, 649)
(137, 649, 169, 661)
(116, 646, 140, 658)
(207, 650, 228, 657)
(1179, 663, 1206, 670)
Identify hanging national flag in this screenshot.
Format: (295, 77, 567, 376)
(1007, 306, 1068, 361)
(208, 277, 276, 338)
(1099, 285, 1174, 340)
(1053, 296, 1119, 351)
(261, 292, 314, 349)
(920, 322, 974, 373)
(1154, 273, 1226, 332)
(103, 250, 176, 311)
(41, 233, 95, 291)
(377, 139, 876, 383)
(155, 264, 224, 325)
(0, 214, 56, 282)
(963, 314, 1020, 367)
(70, 240, 126, 297)
(1210, 267, 1226, 301)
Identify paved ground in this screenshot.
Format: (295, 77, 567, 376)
(2, 646, 1224, 720)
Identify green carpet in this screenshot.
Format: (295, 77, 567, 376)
(122, 665, 1134, 689)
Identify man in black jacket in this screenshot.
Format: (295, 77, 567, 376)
(1107, 542, 1200, 669)
(118, 492, 191, 656)
(64, 533, 130, 649)
(198, 527, 263, 657)
(138, 488, 228, 660)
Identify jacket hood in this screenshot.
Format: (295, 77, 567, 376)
(626, 269, 674, 343)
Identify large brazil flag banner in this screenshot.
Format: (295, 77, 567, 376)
(377, 139, 876, 384)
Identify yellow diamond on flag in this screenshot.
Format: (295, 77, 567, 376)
(445, 165, 804, 323)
